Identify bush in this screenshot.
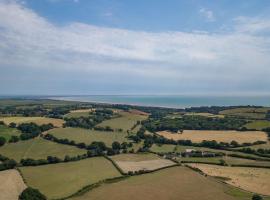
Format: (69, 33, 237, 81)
(0, 137, 6, 146)
(19, 187, 47, 200)
(252, 194, 263, 200)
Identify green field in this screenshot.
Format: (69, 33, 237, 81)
(0, 116, 64, 127)
(70, 166, 257, 200)
(244, 120, 270, 130)
(48, 127, 130, 147)
(64, 109, 93, 118)
(20, 157, 121, 199)
(220, 107, 269, 119)
(0, 125, 21, 140)
(0, 137, 86, 161)
(150, 144, 176, 153)
(97, 111, 147, 132)
(111, 153, 159, 162)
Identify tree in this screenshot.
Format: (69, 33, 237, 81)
(9, 122, 16, 128)
(9, 135, 19, 143)
(112, 141, 121, 150)
(19, 187, 47, 200)
(252, 194, 263, 200)
(0, 137, 6, 146)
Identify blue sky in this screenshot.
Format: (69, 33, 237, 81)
(0, 0, 270, 95)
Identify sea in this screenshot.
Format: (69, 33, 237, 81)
(48, 95, 270, 109)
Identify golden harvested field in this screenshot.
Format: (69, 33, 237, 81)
(71, 166, 243, 200)
(49, 127, 129, 147)
(188, 164, 270, 196)
(0, 137, 86, 162)
(20, 157, 121, 199)
(111, 153, 175, 173)
(157, 130, 268, 144)
(97, 111, 148, 132)
(0, 116, 64, 127)
(0, 169, 26, 200)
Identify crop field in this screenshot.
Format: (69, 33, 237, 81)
(219, 107, 269, 119)
(244, 120, 270, 130)
(0, 137, 86, 161)
(0, 169, 26, 200)
(97, 111, 148, 132)
(70, 166, 249, 200)
(49, 127, 129, 147)
(184, 112, 224, 118)
(0, 116, 64, 127)
(150, 144, 177, 153)
(20, 157, 121, 199)
(188, 164, 270, 196)
(111, 153, 175, 173)
(64, 109, 94, 118)
(0, 125, 21, 140)
(156, 130, 268, 144)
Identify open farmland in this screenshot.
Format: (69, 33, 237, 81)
(0, 137, 86, 161)
(0, 125, 21, 140)
(0, 169, 26, 200)
(184, 112, 224, 118)
(97, 111, 148, 132)
(244, 120, 270, 130)
(71, 166, 248, 200)
(49, 127, 129, 147)
(0, 116, 64, 127)
(220, 107, 269, 119)
(156, 130, 268, 144)
(188, 164, 270, 196)
(20, 157, 121, 199)
(64, 109, 94, 118)
(111, 153, 175, 173)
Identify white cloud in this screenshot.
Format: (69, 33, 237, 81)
(0, 1, 270, 94)
(234, 16, 270, 34)
(199, 8, 215, 22)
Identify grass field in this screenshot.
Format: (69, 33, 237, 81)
(20, 157, 121, 199)
(97, 111, 147, 132)
(64, 109, 94, 118)
(220, 107, 269, 119)
(244, 120, 270, 130)
(185, 112, 224, 118)
(188, 164, 270, 196)
(48, 127, 129, 147)
(70, 166, 254, 200)
(0, 125, 21, 140)
(0, 116, 64, 127)
(111, 153, 175, 173)
(0, 137, 86, 161)
(0, 169, 26, 200)
(157, 130, 268, 144)
(150, 144, 176, 153)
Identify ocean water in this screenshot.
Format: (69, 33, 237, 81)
(49, 95, 270, 108)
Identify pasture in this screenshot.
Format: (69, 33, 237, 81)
(71, 166, 246, 200)
(185, 112, 224, 118)
(48, 127, 129, 147)
(219, 107, 269, 119)
(111, 153, 175, 173)
(244, 120, 270, 130)
(188, 164, 270, 196)
(156, 130, 268, 144)
(0, 116, 64, 127)
(64, 109, 94, 118)
(20, 157, 121, 199)
(0, 169, 26, 200)
(96, 111, 147, 132)
(0, 137, 86, 161)
(0, 125, 21, 140)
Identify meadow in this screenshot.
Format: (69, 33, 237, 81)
(188, 164, 270, 196)
(70, 166, 249, 200)
(244, 120, 270, 130)
(96, 111, 147, 132)
(19, 157, 121, 199)
(156, 130, 268, 144)
(0, 137, 86, 161)
(0, 116, 64, 127)
(64, 109, 94, 118)
(219, 107, 269, 119)
(0, 125, 21, 140)
(48, 127, 129, 146)
(0, 169, 26, 200)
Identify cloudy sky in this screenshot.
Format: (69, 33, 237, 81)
(0, 0, 270, 95)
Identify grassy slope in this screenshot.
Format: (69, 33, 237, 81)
(244, 120, 270, 130)
(71, 166, 251, 200)
(0, 125, 21, 140)
(48, 127, 129, 147)
(220, 107, 269, 119)
(97, 111, 147, 132)
(0, 137, 86, 161)
(20, 157, 121, 199)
